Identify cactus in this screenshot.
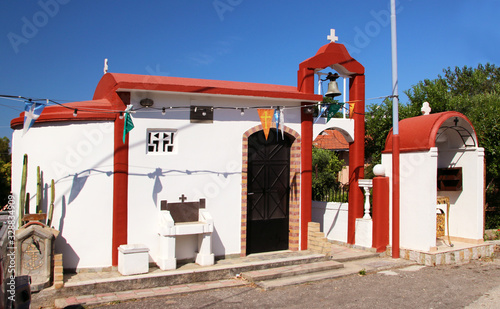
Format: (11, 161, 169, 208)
(18, 154, 28, 227)
(47, 179, 55, 227)
(36, 166, 42, 214)
(24, 192, 30, 217)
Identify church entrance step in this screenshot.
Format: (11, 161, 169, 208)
(55, 252, 328, 297)
(257, 267, 354, 290)
(241, 260, 343, 282)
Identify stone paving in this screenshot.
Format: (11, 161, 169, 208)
(54, 279, 246, 308)
(63, 249, 318, 285)
(35, 242, 499, 308)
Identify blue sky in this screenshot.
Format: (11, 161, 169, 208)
(1, 0, 499, 141)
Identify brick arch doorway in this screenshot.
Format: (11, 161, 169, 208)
(241, 125, 301, 256)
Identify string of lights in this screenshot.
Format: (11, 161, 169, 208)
(0, 94, 395, 117)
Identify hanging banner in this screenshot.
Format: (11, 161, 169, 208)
(349, 102, 356, 118)
(314, 104, 328, 124)
(327, 103, 342, 122)
(258, 109, 274, 140)
(23, 100, 46, 135)
(122, 105, 135, 143)
(279, 108, 285, 140)
(274, 108, 280, 141)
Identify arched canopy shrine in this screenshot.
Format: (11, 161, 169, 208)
(382, 111, 485, 252)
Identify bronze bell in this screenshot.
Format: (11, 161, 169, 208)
(324, 72, 341, 97)
(325, 80, 342, 97)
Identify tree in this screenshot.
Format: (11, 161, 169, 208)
(0, 136, 11, 207)
(312, 147, 344, 201)
(404, 64, 500, 185)
(365, 63, 500, 227)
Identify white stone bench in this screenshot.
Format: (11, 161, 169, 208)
(157, 197, 214, 270)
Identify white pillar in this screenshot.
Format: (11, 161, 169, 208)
(157, 235, 176, 270)
(196, 233, 215, 266)
(358, 179, 373, 219)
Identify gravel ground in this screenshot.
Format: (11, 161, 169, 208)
(90, 258, 500, 309)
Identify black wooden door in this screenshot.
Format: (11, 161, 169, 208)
(247, 129, 291, 254)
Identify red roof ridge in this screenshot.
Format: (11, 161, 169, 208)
(93, 73, 322, 102)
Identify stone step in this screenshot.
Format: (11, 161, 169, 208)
(57, 253, 328, 297)
(256, 267, 359, 290)
(242, 260, 343, 282)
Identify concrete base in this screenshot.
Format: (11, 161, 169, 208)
(196, 253, 215, 266)
(118, 245, 150, 275)
(387, 241, 496, 266)
(355, 218, 373, 248)
(157, 257, 177, 271)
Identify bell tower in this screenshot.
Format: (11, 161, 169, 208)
(298, 30, 365, 248)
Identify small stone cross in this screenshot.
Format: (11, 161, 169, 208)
(327, 29, 339, 43)
(179, 194, 187, 202)
(421, 102, 431, 115)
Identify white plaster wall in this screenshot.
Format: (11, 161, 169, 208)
(126, 92, 303, 262)
(311, 201, 348, 242)
(12, 122, 114, 269)
(437, 148, 484, 240)
(382, 149, 438, 251)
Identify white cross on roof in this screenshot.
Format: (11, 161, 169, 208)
(327, 29, 339, 43)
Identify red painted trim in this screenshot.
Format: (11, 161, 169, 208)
(299, 43, 364, 75)
(347, 75, 365, 244)
(372, 176, 390, 252)
(300, 102, 313, 250)
(10, 99, 115, 129)
(383, 111, 476, 153)
(94, 73, 322, 102)
(112, 92, 130, 266)
(298, 42, 365, 249)
(392, 135, 400, 258)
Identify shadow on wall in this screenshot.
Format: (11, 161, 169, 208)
(312, 201, 348, 242)
(54, 195, 80, 270)
(68, 171, 91, 204)
(131, 166, 241, 205)
(212, 228, 226, 259)
(148, 168, 163, 206)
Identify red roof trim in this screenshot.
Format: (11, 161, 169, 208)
(93, 73, 322, 102)
(299, 43, 364, 75)
(10, 99, 115, 129)
(383, 111, 476, 153)
(12, 72, 323, 129)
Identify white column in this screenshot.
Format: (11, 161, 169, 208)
(355, 179, 374, 248)
(157, 235, 176, 270)
(358, 179, 373, 219)
(196, 233, 215, 266)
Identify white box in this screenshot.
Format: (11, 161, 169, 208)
(118, 244, 150, 275)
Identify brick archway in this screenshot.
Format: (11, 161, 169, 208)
(241, 125, 301, 256)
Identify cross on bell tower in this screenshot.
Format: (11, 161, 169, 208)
(327, 29, 339, 43)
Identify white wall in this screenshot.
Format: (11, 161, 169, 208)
(12, 121, 114, 269)
(126, 92, 303, 262)
(382, 149, 438, 251)
(437, 148, 484, 240)
(382, 145, 485, 252)
(311, 201, 348, 242)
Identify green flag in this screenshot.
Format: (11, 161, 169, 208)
(123, 112, 134, 143)
(327, 103, 342, 122)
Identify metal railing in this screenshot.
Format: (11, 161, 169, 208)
(312, 184, 349, 203)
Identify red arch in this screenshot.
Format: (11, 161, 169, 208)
(383, 112, 476, 153)
(298, 42, 365, 246)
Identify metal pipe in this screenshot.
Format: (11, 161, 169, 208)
(391, 0, 400, 259)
